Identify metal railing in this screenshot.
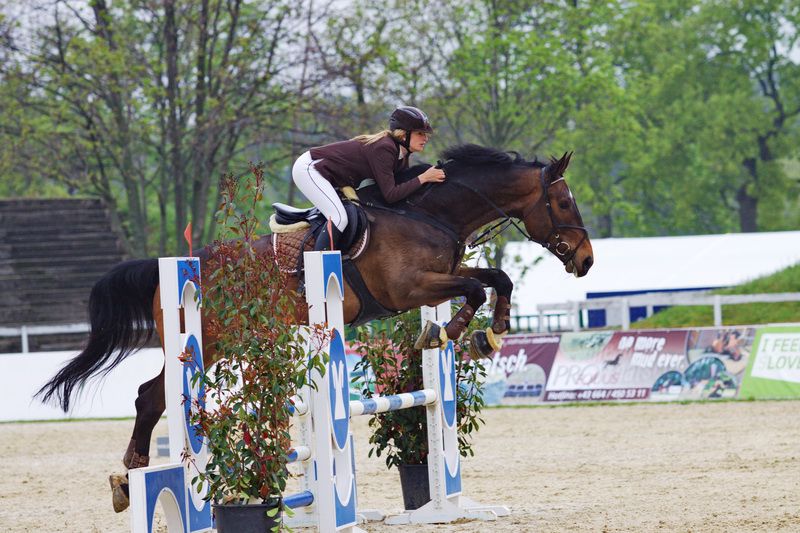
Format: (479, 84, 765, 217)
(0, 323, 89, 353)
(3, 290, 799, 350)
(511, 291, 800, 333)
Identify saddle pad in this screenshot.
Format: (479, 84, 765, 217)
(272, 226, 370, 274)
(269, 214, 311, 234)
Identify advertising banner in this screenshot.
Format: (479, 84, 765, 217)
(544, 330, 687, 402)
(480, 334, 561, 405)
(477, 326, 757, 405)
(345, 325, 765, 406)
(739, 327, 800, 399)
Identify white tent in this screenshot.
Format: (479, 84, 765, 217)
(501, 230, 800, 316)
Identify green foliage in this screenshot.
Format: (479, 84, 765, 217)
(2, 0, 799, 241)
(190, 164, 326, 507)
(635, 263, 800, 328)
(0, 1, 299, 255)
(351, 308, 488, 469)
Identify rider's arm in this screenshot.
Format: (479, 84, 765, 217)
(366, 142, 423, 203)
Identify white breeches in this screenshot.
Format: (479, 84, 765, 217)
(292, 151, 348, 232)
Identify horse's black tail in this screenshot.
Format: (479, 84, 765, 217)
(36, 259, 160, 412)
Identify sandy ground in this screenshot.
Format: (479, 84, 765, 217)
(1, 401, 799, 532)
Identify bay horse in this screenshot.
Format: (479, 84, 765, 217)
(37, 144, 593, 511)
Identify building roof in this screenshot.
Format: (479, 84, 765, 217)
(503, 231, 800, 316)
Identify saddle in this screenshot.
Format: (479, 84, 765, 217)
(270, 199, 370, 274)
(270, 197, 396, 326)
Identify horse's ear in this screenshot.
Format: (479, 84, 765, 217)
(564, 151, 573, 172)
(553, 152, 568, 177)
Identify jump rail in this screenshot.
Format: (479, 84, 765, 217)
(129, 253, 508, 532)
(284, 251, 509, 531)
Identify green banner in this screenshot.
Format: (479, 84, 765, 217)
(739, 327, 800, 400)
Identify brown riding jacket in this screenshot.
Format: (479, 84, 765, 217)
(309, 135, 422, 204)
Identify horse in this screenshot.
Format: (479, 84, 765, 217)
(36, 143, 593, 511)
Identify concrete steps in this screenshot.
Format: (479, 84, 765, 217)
(0, 198, 127, 350)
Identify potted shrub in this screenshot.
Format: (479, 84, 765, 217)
(351, 308, 488, 510)
(188, 164, 326, 532)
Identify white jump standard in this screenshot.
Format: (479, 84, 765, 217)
(130, 252, 508, 532)
(285, 251, 509, 531)
(129, 258, 212, 533)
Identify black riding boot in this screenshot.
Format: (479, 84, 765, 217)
(314, 224, 344, 252)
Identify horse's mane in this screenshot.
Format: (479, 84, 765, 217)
(440, 144, 545, 168)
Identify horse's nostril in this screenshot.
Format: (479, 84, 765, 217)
(583, 256, 594, 271)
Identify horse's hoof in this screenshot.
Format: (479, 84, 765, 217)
(110, 474, 130, 513)
(414, 320, 446, 350)
(485, 327, 506, 351)
(470, 329, 498, 358)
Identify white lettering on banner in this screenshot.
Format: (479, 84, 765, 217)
(617, 336, 635, 350)
(751, 333, 800, 385)
(548, 359, 667, 389)
(656, 353, 684, 368)
(633, 336, 666, 352)
(483, 349, 528, 376)
(629, 351, 683, 369)
(630, 352, 656, 368)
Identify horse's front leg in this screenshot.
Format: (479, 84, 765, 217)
(457, 266, 513, 335)
(410, 271, 488, 352)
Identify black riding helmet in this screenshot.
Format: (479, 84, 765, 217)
(389, 106, 434, 133)
(389, 106, 433, 152)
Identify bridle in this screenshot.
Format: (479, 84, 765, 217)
(455, 166, 589, 264)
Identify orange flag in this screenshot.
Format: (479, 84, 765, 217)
(184, 222, 193, 257)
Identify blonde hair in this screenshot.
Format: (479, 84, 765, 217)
(352, 129, 407, 145)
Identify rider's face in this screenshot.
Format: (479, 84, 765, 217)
(408, 130, 430, 153)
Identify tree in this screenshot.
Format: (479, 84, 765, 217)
(1, 0, 302, 255)
(609, 0, 800, 235)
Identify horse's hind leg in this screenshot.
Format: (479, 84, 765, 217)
(126, 366, 166, 467)
(110, 366, 166, 512)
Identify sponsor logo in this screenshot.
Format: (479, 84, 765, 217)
(751, 333, 800, 384)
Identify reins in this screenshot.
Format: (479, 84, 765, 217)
(452, 166, 589, 264)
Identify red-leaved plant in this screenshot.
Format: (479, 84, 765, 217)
(189, 164, 327, 518)
(352, 309, 488, 469)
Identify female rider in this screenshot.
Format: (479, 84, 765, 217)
(291, 106, 446, 251)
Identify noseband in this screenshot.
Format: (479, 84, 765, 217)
(529, 168, 589, 264)
(458, 166, 589, 265)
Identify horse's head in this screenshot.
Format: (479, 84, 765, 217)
(519, 152, 594, 277)
(415, 144, 593, 276)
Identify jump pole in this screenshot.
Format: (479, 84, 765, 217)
(285, 251, 509, 531)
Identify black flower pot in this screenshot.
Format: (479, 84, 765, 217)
(398, 463, 430, 510)
(213, 500, 281, 533)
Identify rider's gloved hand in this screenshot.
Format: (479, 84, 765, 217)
(418, 166, 446, 184)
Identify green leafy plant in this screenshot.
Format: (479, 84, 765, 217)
(189, 164, 327, 513)
(352, 308, 488, 469)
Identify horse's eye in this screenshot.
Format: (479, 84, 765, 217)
(559, 200, 570, 210)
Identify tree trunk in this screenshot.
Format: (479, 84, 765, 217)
(92, 0, 148, 256)
(597, 212, 613, 238)
(738, 158, 759, 233)
(164, 0, 185, 252)
(735, 185, 758, 233)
